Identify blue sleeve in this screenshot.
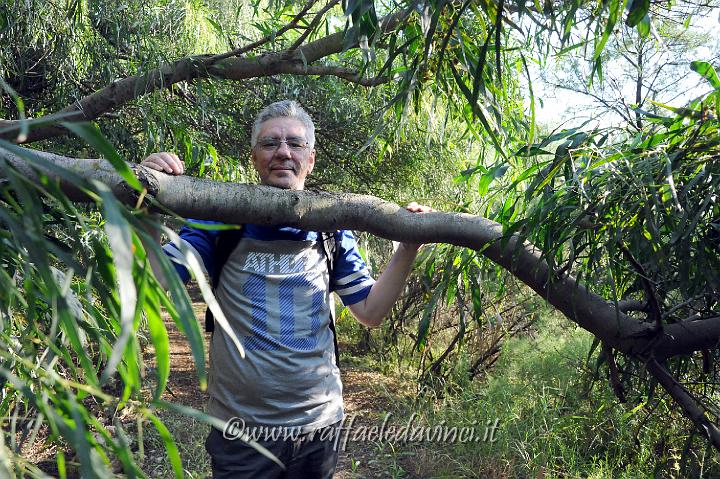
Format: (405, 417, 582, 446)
(162, 219, 222, 283)
(330, 230, 375, 305)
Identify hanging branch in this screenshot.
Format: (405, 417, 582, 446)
(646, 359, 720, 451)
(603, 343, 627, 403)
(618, 242, 663, 332)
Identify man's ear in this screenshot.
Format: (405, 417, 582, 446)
(307, 148, 316, 174)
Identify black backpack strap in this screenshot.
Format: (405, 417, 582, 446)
(205, 226, 244, 333)
(320, 231, 341, 367)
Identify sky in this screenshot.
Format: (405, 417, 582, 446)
(528, 8, 720, 130)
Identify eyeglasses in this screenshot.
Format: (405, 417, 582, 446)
(256, 137, 309, 152)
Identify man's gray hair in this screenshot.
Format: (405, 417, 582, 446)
(251, 100, 315, 149)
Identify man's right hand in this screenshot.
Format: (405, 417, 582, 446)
(142, 152, 185, 175)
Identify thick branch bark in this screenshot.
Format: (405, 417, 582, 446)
(0, 9, 411, 144)
(617, 299, 646, 312)
(646, 359, 720, 451)
(2, 147, 719, 362)
(208, 0, 323, 62)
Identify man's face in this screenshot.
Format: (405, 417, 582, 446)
(251, 117, 316, 190)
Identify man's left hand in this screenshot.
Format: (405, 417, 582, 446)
(400, 201, 435, 252)
(405, 201, 434, 214)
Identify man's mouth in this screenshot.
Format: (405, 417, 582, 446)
(270, 165, 296, 173)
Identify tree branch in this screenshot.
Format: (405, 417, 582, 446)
(603, 343, 627, 403)
(286, 0, 342, 53)
(646, 359, 720, 451)
(301, 65, 392, 86)
(2, 145, 719, 362)
(0, 8, 412, 144)
(617, 299, 646, 313)
(207, 0, 323, 63)
(618, 242, 662, 331)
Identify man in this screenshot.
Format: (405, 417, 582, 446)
(142, 100, 430, 478)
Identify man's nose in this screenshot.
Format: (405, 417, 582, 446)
(275, 142, 293, 157)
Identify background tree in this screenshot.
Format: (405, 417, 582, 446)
(540, 3, 720, 127)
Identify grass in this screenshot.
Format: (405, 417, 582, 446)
(142, 411, 211, 478)
(340, 312, 720, 478)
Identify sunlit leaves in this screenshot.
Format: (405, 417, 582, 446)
(63, 122, 143, 192)
(477, 162, 509, 196)
(94, 180, 138, 383)
(691, 61, 720, 90)
(146, 412, 183, 477)
(143, 276, 170, 401)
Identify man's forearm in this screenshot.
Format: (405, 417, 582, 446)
(348, 243, 419, 327)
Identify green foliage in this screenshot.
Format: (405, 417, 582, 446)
(460, 85, 719, 471)
(370, 314, 720, 478)
(0, 147, 208, 476)
(336, 238, 544, 393)
(506, 89, 720, 318)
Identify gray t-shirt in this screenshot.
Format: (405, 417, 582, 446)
(166, 224, 376, 433)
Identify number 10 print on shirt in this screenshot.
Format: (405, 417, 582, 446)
(240, 258, 326, 351)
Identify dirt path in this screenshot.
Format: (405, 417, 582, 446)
(334, 367, 409, 478)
